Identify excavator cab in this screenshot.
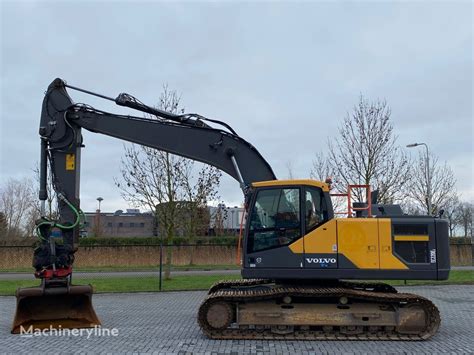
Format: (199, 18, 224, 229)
(243, 180, 333, 271)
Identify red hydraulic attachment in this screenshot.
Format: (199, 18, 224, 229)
(34, 266, 72, 279)
(330, 184, 372, 218)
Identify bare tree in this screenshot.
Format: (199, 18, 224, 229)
(0, 212, 7, 238)
(310, 152, 345, 214)
(178, 162, 221, 264)
(21, 164, 61, 238)
(441, 195, 460, 237)
(0, 178, 35, 238)
(211, 203, 229, 237)
(24, 206, 41, 238)
(310, 152, 335, 182)
(285, 161, 295, 180)
(326, 96, 411, 204)
(401, 201, 423, 216)
(115, 85, 221, 277)
(455, 201, 473, 239)
(406, 151, 457, 215)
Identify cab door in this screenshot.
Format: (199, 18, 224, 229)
(302, 186, 338, 269)
(244, 187, 304, 269)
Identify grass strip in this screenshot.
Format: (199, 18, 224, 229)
(0, 264, 240, 273)
(0, 270, 472, 296)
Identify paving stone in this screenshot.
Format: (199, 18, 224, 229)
(0, 285, 473, 354)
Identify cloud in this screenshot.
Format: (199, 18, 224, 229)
(1, 1, 472, 212)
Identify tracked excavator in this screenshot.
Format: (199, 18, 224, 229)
(12, 78, 450, 340)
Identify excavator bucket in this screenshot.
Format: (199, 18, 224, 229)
(11, 284, 101, 334)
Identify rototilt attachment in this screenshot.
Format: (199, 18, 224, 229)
(11, 277, 101, 334)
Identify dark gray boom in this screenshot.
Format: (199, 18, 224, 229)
(38, 78, 276, 247)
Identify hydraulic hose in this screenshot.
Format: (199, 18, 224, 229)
(35, 193, 84, 240)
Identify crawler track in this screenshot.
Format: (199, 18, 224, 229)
(198, 280, 440, 340)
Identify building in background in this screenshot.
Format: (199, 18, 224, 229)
(82, 205, 246, 238)
(208, 204, 246, 236)
(82, 209, 154, 238)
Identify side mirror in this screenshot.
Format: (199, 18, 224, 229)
(438, 209, 445, 218)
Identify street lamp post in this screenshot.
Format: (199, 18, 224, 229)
(406, 143, 431, 215)
(96, 197, 104, 237)
(97, 197, 103, 211)
(230, 209, 235, 235)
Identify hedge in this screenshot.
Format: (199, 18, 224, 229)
(449, 237, 473, 245)
(78, 236, 238, 246)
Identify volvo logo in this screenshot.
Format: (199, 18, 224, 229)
(306, 257, 336, 264)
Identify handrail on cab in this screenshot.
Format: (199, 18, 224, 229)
(330, 184, 372, 218)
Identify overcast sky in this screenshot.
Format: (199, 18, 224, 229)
(1, 0, 472, 212)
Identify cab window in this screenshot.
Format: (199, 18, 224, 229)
(304, 187, 328, 233)
(248, 188, 301, 253)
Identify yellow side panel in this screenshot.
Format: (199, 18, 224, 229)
(289, 237, 304, 253)
(288, 219, 338, 254)
(66, 154, 75, 170)
(305, 219, 338, 254)
(379, 219, 409, 269)
(337, 219, 379, 269)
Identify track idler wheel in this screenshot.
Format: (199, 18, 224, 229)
(205, 302, 233, 330)
(396, 304, 429, 335)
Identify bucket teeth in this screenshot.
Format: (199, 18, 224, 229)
(11, 284, 101, 334)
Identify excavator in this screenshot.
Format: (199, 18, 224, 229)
(12, 78, 450, 340)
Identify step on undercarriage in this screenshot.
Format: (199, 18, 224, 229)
(198, 279, 440, 340)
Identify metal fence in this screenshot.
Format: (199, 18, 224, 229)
(0, 243, 239, 269)
(1, 242, 472, 270)
(0, 243, 472, 292)
(0, 243, 240, 291)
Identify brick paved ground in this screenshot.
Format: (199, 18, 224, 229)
(1, 285, 472, 354)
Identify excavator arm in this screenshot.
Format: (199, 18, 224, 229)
(38, 78, 276, 249)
